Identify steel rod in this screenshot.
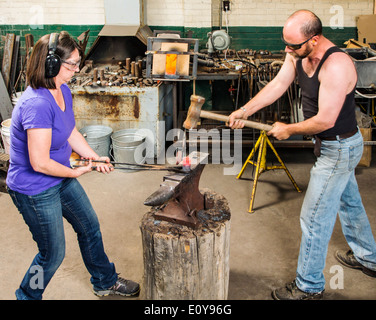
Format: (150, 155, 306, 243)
(74, 159, 182, 169)
(71, 165, 184, 173)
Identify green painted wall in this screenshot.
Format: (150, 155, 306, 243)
(0, 24, 357, 99)
(0, 24, 357, 57)
(227, 26, 357, 51)
(148, 25, 357, 51)
(0, 24, 103, 58)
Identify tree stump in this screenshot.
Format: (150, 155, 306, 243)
(140, 189, 231, 300)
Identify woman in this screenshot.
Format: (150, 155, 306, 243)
(6, 32, 139, 300)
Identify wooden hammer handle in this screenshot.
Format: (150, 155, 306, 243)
(200, 110, 273, 132)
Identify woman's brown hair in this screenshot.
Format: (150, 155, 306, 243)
(26, 31, 81, 89)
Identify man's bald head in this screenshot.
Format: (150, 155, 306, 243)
(285, 10, 322, 38)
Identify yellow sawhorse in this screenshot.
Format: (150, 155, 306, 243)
(237, 130, 301, 213)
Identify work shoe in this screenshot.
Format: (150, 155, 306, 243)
(94, 276, 140, 297)
(271, 280, 324, 300)
(335, 250, 376, 278)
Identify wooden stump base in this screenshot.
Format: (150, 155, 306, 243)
(140, 189, 231, 300)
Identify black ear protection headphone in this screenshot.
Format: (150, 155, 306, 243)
(45, 33, 60, 78)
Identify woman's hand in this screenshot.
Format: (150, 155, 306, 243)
(73, 159, 94, 177)
(69, 128, 114, 174)
(74, 156, 113, 176)
(93, 156, 114, 174)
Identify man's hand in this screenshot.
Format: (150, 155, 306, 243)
(267, 122, 291, 140)
(228, 109, 246, 129)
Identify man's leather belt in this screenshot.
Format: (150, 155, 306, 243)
(319, 128, 358, 141)
(314, 128, 358, 157)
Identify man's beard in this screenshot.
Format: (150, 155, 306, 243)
(290, 46, 312, 59)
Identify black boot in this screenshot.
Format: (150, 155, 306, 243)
(272, 280, 324, 300)
(335, 250, 376, 278)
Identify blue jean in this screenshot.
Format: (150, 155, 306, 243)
(295, 129, 376, 293)
(7, 178, 117, 300)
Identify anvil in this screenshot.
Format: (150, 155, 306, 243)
(144, 152, 211, 228)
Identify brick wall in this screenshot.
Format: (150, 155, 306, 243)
(0, 0, 105, 60)
(147, 0, 212, 28)
(1, 0, 373, 28)
(146, 0, 374, 28)
(0, 0, 373, 60)
(218, 0, 374, 27)
(0, 0, 105, 25)
(146, 0, 371, 50)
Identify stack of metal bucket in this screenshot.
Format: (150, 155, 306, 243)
(79, 125, 146, 170)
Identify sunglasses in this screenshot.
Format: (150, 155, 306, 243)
(281, 34, 317, 50)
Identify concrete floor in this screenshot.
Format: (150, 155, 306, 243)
(0, 147, 375, 300)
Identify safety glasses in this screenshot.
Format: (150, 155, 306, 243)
(61, 59, 81, 71)
(281, 34, 317, 50)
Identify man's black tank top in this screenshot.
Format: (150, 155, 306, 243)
(296, 46, 357, 138)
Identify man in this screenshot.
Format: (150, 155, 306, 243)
(229, 10, 376, 300)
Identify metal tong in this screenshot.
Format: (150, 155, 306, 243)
(72, 159, 185, 173)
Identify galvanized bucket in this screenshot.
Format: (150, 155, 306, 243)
(1, 118, 11, 154)
(79, 125, 113, 158)
(111, 129, 146, 171)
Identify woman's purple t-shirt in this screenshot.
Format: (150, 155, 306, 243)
(6, 84, 75, 195)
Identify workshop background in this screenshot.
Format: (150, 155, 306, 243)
(0, 0, 372, 51)
(0, 0, 376, 301)
(1, 0, 374, 113)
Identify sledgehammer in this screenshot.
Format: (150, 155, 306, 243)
(183, 95, 273, 131)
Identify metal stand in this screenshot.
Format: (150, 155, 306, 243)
(237, 130, 301, 213)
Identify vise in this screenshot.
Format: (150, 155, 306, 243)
(144, 151, 212, 229)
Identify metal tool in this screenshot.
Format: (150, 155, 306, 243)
(72, 164, 183, 173)
(174, 128, 187, 165)
(72, 159, 184, 173)
(183, 95, 273, 131)
(144, 151, 212, 229)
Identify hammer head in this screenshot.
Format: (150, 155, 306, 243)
(183, 95, 206, 130)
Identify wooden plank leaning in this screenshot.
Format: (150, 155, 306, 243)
(1, 34, 15, 94)
(0, 72, 13, 122)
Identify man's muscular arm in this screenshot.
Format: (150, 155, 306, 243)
(268, 52, 357, 140)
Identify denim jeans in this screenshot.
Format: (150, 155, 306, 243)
(295, 129, 376, 293)
(7, 178, 117, 300)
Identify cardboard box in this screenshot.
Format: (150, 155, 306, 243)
(344, 39, 370, 48)
(356, 15, 376, 44)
